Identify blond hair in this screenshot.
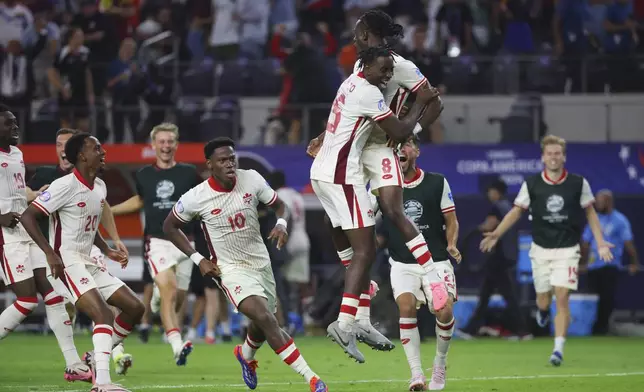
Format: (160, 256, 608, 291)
(541, 135, 566, 154)
(150, 123, 179, 141)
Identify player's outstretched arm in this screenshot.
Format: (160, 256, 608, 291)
(94, 230, 128, 267)
(99, 203, 128, 256)
(110, 195, 144, 216)
(480, 206, 524, 253)
(266, 197, 290, 250)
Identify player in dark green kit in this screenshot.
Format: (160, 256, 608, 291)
(26, 128, 135, 376)
(110, 123, 201, 366)
(375, 136, 460, 391)
(480, 135, 613, 367)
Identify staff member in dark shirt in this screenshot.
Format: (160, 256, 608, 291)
(457, 179, 530, 340)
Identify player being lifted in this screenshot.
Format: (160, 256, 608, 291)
(480, 135, 614, 366)
(310, 46, 438, 363)
(164, 138, 328, 392)
(376, 137, 460, 391)
(111, 123, 201, 365)
(26, 128, 135, 376)
(21, 133, 144, 392)
(0, 105, 92, 383)
(308, 10, 446, 356)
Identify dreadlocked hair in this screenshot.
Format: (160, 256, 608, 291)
(357, 45, 393, 68)
(360, 9, 404, 40)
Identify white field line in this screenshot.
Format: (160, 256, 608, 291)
(7, 371, 644, 391)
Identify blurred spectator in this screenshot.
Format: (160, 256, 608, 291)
(106, 38, 141, 143)
(237, 0, 270, 60)
(47, 27, 94, 132)
(185, 0, 212, 62)
(581, 190, 639, 335)
(553, 0, 590, 92)
(22, 7, 60, 98)
(100, 0, 140, 41)
(208, 0, 240, 61)
(603, 0, 638, 92)
(497, 0, 537, 54)
(1, 36, 46, 138)
(337, 41, 357, 78)
(586, 0, 610, 47)
(435, 0, 474, 56)
(139, 63, 172, 141)
(0, 0, 34, 48)
(270, 0, 298, 36)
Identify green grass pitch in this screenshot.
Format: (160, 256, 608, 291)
(1, 334, 643, 391)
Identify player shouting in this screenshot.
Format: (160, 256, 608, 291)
(308, 10, 446, 355)
(480, 135, 613, 366)
(376, 136, 460, 390)
(0, 105, 91, 382)
(21, 133, 144, 392)
(164, 137, 328, 392)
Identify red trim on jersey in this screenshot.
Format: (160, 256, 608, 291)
(410, 78, 428, 93)
(356, 71, 365, 79)
(543, 169, 568, 185)
(73, 169, 94, 190)
(334, 117, 364, 184)
(442, 206, 456, 214)
(172, 208, 189, 223)
(208, 176, 235, 193)
(53, 213, 62, 256)
(32, 201, 50, 216)
(404, 167, 422, 184)
(373, 110, 393, 122)
(393, 153, 403, 187)
(341, 185, 355, 226)
(514, 203, 528, 210)
(0, 146, 10, 153)
(354, 193, 364, 228)
(265, 192, 278, 206)
(201, 222, 217, 265)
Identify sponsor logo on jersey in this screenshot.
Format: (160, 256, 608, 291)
(77, 202, 86, 208)
(211, 208, 221, 215)
(39, 191, 51, 202)
(0, 163, 7, 168)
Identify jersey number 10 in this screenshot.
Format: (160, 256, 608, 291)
(228, 212, 246, 231)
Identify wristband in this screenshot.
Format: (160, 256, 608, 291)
(190, 252, 205, 266)
(413, 123, 422, 135)
(276, 218, 288, 229)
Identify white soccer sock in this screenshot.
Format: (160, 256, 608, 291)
(338, 293, 359, 332)
(276, 338, 317, 382)
(221, 321, 232, 336)
(355, 291, 371, 325)
(166, 328, 183, 355)
(112, 314, 133, 347)
(206, 329, 215, 340)
(44, 290, 80, 366)
(554, 336, 565, 354)
(337, 248, 353, 268)
(435, 317, 455, 366)
(0, 296, 38, 340)
(400, 317, 423, 377)
(405, 234, 434, 270)
(242, 333, 265, 361)
(92, 324, 113, 385)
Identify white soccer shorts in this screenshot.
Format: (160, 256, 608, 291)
(53, 251, 125, 303)
(282, 250, 310, 284)
(529, 243, 581, 293)
(144, 237, 194, 291)
(362, 145, 403, 192)
(0, 241, 47, 285)
(217, 264, 278, 314)
(390, 259, 457, 313)
(311, 179, 376, 230)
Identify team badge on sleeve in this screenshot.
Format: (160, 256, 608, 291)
(39, 191, 51, 202)
(378, 99, 385, 111)
(176, 201, 184, 213)
(415, 68, 423, 77)
(448, 192, 453, 202)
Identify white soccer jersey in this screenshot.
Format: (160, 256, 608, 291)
(0, 146, 30, 243)
(277, 187, 310, 253)
(31, 170, 107, 265)
(353, 52, 428, 145)
(172, 169, 278, 270)
(310, 72, 394, 185)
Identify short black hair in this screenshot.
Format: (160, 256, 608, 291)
(204, 137, 235, 159)
(269, 170, 286, 189)
(56, 128, 78, 138)
(406, 134, 421, 149)
(360, 10, 404, 41)
(357, 45, 394, 69)
(0, 104, 10, 113)
(64, 132, 92, 166)
(487, 179, 508, 196)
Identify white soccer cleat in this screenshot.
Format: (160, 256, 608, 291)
(409, 374, 428, 391)
(64, 362, 93, 383)
(429, 364, 446, 390)
(150, 285, 161, 314)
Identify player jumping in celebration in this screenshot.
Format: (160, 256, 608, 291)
(308, 10, 446, 355)
(310, 46, 437, 363)
(21, 133, 144, 392)
(0, 105, 91, 382)
(164, 137, 329, 392)
(480, 135, 614, 366)
(111, 123, 201, 365)
(27, 128, 135, 376)
(376, 136, 460, 391)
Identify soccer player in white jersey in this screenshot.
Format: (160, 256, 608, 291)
(164, 138, 329, 392)
(310, 46, 436, 363)
(0, 105, 92, 383)
(308, 11, 447, 356)
(21, 133, 145, 392)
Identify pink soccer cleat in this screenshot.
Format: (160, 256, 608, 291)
(429, 283, 448, 312)
(64, 362, 93, 383)
(368, 280, 379, 299)
(429, 364, 446, 390)
(409, 374, 428, 391)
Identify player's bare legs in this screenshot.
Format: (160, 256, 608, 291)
(234, 295, 328, 391)
(378, 185, 448, 312)
(155, 269, 193, 365)
(430, 296, 455, 390)
(328, 220, 393, 351)
(550, 287, 570, 366)
(138, 282, 154, 343)
(106, 286, 144, 375)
